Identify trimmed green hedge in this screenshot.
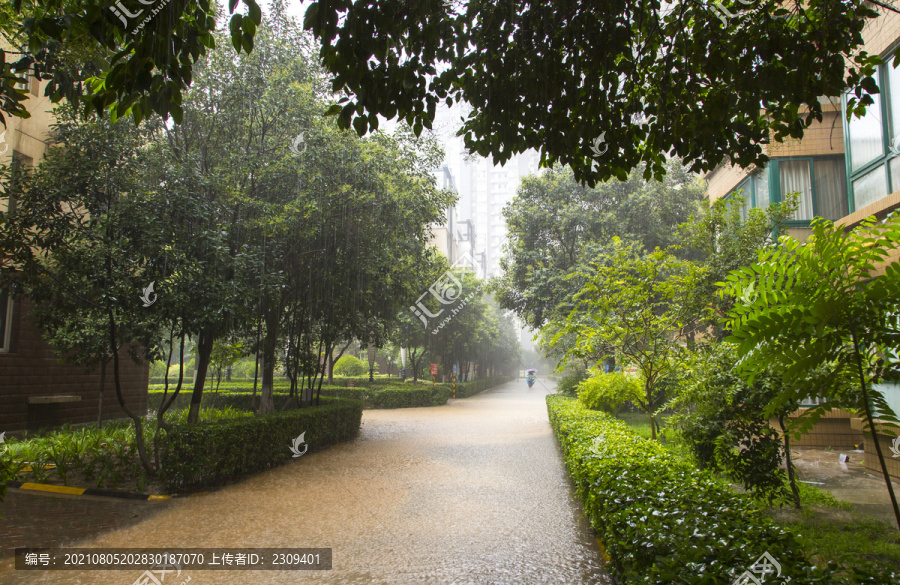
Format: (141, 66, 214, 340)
(546, 395, 893, 584)
(331, 376, 403, 387)
(158, 397, 362, 492)
(366, 386, 451, 408)
(149, 377, 515, 413)
(148, 388, 351, 412)
(316, 387, 367, 401)
(448, 376, 515, 398)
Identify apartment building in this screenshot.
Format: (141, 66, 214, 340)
(446, 150, 541, 278)
(705, 8, 900, 478)
(0, 72, 148, 433)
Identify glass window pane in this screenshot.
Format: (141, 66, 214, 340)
(753, 168, 769, 208)
(852, 165, 889, 210)
(847, 73, 885, 172)
(813, 159, 848, 220)
(779, 160, 814, 220)
(890, 156, 900, 196)
(888, 56, 900, 151)
(730, 180, 750, 220)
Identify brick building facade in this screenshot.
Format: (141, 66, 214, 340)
(0, 64, 149, 434)
(0, 297, 148, 433)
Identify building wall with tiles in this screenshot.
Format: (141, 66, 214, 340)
(772, 409, 865, 451)
(706, 163, 752, 203)
(706, 108, 845, 204)
(861, 8, 900, 59)
(0, 297, 148, 433)
(766, 108, 845, 158)
(862, 431, 900, 480)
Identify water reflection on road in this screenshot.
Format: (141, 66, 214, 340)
(1, 380, 610, 584)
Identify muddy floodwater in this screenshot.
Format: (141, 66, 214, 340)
(0, 380, 611, 584)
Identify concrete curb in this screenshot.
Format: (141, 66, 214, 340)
(5, 481, 172, 501)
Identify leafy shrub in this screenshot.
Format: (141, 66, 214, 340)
(556, 369, 588, 397)
(158, 397, 362, 492)
(668, 344, 793, 502)
(4, 421, 146, 490)
(577, 370, 642, 415)
(545, 395, 895, 584)
(333, 355, 369, 377)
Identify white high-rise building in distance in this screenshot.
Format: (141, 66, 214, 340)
(434, 105, 542, 279)
(452, 151, 542, 278)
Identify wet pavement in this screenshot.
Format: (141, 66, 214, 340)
(0, 380, 610, 584)
(0, 489, 174, 559)
(791, 448, 900, 522)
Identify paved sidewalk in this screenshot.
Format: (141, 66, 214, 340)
(792, 447, 900, 522)
(0, 380, 609, 584)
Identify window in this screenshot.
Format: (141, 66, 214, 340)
(847, 72, 884, 173)
(815, 159, 849, 220)
(764, 157, 848, 222)
(780, 161, 814, 220)
(725, 168, 768, 219)
(843, 53, 900, 212)
(0, 288, 12, 353)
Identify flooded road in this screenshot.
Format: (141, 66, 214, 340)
(0, 379, 610, 584)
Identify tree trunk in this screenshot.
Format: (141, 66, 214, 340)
(158, 331, 186, 432)
(108, 309, 155, 476)
(779, 414, 801, 509)
(257, 307, 282, 415)
(187, 329, 215, 424)
(647, 381, 657, 441)
(411, 348, 420, 382)
(851, 327, 900, 531)
(329, 339, 352, 384)
(97, 359, 106, 429)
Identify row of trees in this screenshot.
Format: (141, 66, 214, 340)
(0, 8, 520, 475)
